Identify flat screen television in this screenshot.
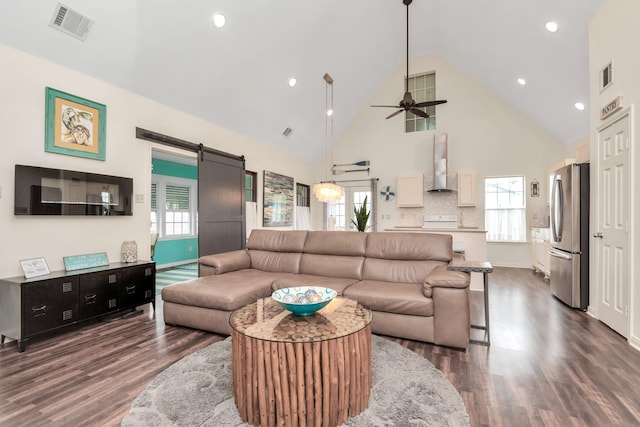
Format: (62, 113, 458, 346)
(15, 164, 133, 216)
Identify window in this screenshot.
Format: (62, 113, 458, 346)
(406, 72, 437, 133)
(165, 184, 191, 235)
(296, 183, 310, 207)
(151, 175, 197, 238)
(150, 183, 158, 234)
(484, 176, 526, 242)
(245, 170, 257, 202)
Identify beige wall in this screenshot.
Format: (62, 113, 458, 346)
(0, 43, 315, 278)
(326, 53, 574, 267)
(588, 0, 640, 349)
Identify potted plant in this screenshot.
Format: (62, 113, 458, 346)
(352, 196, 370, 232)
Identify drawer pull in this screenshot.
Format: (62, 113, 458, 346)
(32, 305, 46, 317)
(125, 285, 136, 295)
(62, 282, 73, 293)
(109, 274, 117, 284)
(85, 294, 97, 305)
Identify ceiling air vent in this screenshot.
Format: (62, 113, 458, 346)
(49, 3, 94, 41)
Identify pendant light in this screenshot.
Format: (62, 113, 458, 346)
(313, 73, 344, 203)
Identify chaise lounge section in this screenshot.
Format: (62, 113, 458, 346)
(162, 229, 471, 348)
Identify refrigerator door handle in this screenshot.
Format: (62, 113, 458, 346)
(551, 177, 564, 242)
(548, 248, 572, 260)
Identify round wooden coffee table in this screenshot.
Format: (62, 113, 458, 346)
(230, 296, 372, 427)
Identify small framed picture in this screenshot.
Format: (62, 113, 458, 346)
(531, 180, 540, 197)
(45, 87, 107, 161)
(20, 257, 51, 279)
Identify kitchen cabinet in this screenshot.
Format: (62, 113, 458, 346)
(397, 173, 424, 207)
(530, 228, 550, 279)
(0, 261, 155, 352)
(457, 170, 477, 206)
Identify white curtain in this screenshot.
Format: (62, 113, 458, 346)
(295, 206, 311, 230)
(485, 208, 527, 242)
(246, 201, 258, 239)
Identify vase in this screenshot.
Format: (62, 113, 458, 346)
(121, 241, 138, 263)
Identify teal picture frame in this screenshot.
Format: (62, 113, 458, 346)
(45, 87, 107, 161)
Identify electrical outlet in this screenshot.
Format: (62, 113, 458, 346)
(135, 194, 144, 203)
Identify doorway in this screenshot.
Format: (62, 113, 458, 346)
(138, 127, 246, 270)
(324, 180, 377, 232)
(595, 110, 631, 338)
(151, 148, 199, 269)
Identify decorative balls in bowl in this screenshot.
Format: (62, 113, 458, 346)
(272, 286, 338, 316)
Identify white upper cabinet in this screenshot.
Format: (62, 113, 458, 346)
(397, 174, 424, 207)
(457, 170, 477, 206)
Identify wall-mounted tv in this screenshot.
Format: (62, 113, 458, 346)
(15, 165, 133, 216)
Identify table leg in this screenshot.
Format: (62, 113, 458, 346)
(470, 272, 490, 346)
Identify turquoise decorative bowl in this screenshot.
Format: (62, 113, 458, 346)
(271, 286, 337, 316)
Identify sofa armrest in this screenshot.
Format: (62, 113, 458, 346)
(199, 250, 251, 276)
(423, 264, 470, 297)
(425, 264, 471, 348)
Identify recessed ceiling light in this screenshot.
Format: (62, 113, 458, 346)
(288, 77, 297, 87)
(326, 109, 334, 117)
(517, 78, 526, 86)
(213, 13, 226, 28)
(545, 21, 558, 32)
(574, 102, 585, 111)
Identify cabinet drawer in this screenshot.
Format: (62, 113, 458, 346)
(79, 270, 120, 318)
(22, 277, 79, 336)
(120, 264, 155, 307)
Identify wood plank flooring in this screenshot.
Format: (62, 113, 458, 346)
(1, 267, 640, 426)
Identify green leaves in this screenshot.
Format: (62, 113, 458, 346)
(352, 195, 370, 232)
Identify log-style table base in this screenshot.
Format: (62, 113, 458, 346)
(232, 324, 372, 427)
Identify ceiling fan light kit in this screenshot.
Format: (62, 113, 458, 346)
(371, 0, 447, 120)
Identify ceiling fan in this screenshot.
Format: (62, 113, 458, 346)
(371, 0, 447, 120)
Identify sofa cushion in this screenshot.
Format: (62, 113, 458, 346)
(161, 269, 288, 311)
(365, 232, 452, 262)
(302, 231, 367, 256)
(343, 280, 434, 317)
(362, 258, 445, 284)
(299, 254, 364, 280)
(247, 229, 308, 252)
(271, 274, 360, 294)
(249, 250, 302, 273)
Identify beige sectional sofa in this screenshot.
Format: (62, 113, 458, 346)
(162, 229, 471, 348)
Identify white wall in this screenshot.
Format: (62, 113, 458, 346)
(0, 43, 315, 278)
(588, 0, 640, 349)
(326, 53, 574, 267)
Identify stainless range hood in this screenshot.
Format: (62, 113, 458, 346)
(429, 133, 453, 192)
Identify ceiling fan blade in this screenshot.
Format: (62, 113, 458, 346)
(371, 104, 402, 108)
(409, 108, 430, 119)
(413, 99, 448, 108)
(385, 109, 404, 119)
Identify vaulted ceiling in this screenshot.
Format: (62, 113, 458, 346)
(0, 0, 602, 162)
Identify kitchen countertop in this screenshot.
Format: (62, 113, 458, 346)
(386, 227, 487, 233)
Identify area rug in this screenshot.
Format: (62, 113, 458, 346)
(121, 335, 469, 426)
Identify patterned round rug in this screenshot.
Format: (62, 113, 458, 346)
(122, 335, 469, 426)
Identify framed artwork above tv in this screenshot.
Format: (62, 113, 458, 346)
(44, 87, 107, 161)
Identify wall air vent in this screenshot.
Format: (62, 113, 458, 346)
(49, 3, 94, 41)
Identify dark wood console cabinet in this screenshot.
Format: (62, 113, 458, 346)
(0, 261, 155, 352)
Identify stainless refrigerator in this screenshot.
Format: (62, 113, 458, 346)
(549, 162, 590, 310)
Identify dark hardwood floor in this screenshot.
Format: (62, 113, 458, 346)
(1, 267, 639, 426)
